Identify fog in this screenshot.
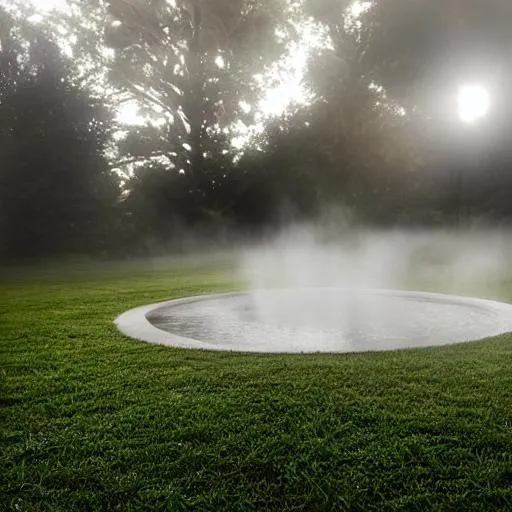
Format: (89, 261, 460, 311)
(239, 222, 512, 299)
(117, 221, 512, 354)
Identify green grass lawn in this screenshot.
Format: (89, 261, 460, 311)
(2, 258, 512, 511)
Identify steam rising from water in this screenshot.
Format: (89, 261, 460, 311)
(240, 225, 512, 297)
(116, 224, 512, 352)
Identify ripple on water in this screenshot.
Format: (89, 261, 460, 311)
(137, 288, 512, 353)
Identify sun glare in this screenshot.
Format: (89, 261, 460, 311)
(348, 0, 372, 18)
(258, 45, 309, 117)
(257, 19, 328, 118)
(457, 84, 490, 124)
(116, 102, 146, 126)
(214, 56, 225, 69)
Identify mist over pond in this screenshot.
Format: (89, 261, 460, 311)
(240, 224, 512, 295)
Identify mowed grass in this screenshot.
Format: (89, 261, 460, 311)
(2, 258, 512, 511)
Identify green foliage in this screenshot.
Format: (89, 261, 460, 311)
(2, 0, 511, 240)
(105, 0, 285, 175)
(0, 9, 120, 260)
(242, 2, 421, 223)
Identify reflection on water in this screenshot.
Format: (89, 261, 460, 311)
(146, 289, 507, 353)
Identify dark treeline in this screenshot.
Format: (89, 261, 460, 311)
(1, 0, 512, 261)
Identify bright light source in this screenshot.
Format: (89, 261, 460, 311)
(116, 101, 146, 126)
(239, 100, 252, 114)
(348, 1, 372, 19)
(214, 56, 225, 69)
(457, 84, 490, 124)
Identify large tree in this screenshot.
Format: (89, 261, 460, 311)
(104, 0, 285, 182)
(252, 0, 418, 220)
(0, 10, 120, 259)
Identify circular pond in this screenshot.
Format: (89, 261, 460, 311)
(114, 288, 512, 353)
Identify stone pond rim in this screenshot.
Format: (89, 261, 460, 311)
(114, 288, 512, 354)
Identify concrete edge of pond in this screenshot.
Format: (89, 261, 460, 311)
(114, 292, 241, 351)
(114, 288, 512, 353)
(114, 287, 512, 353)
